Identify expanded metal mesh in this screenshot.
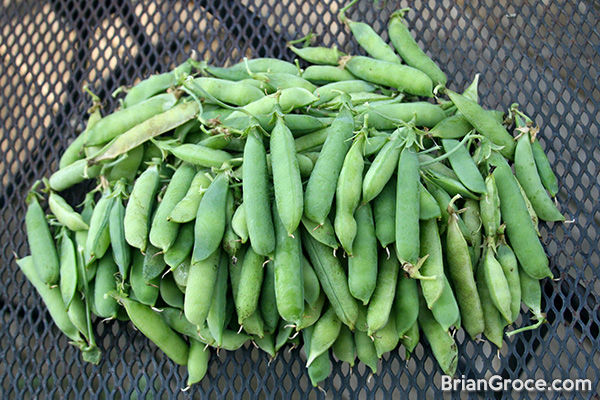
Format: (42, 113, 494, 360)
(1, 0, 599, 398)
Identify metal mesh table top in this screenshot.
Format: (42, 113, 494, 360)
(1, 0, 599, 398)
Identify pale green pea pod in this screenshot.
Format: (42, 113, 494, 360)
(90, 101, 200, 163)
(229, 57, 299, 75)
(363, 101, 446, 131)
(394, 271, 419, 338)
(193, 173, 229, 262)
(334, 134, 366, 255)
(332, 324, 356, 367)
(344, 18, 401, 64)
(49, 191, 89, 231)
(159, 273, 184, 309)
(366, 249, 400, 336)
(85, 93, 179, 146)
(58, 230, 77, 309)
(167, 143, 233, 169)
(252, 71, 317, 92)
(347, 203, 378, 305)
(395, 146, 421, 267)
(48, 159, 101, 192)
(186, 340, 210, 387)
(302, 65, 357, 84)
(373, 312, 400, 358)
(184, 248, 221, 328)
(480, 173, 502, 239)
(424, 168, 478, 200)
(430, 275, 460, 332)
(168, 170, 212, 223)
(94, 253, 119, 319)
(302, 255, 320, 308)
(303, 326, 332, 387)
(373, 178, 396, 248)
(108, 193, 131, 279)
(254, 333, 276, 359)
(441, 138, 487, 194)
(497, 243, 522, 323)
(235, 247, 265, 324)
(418, 295, 458, 376)
(279, 87, 319, 112)
(415, 218, 445, 308)
(462, 198, 482, 269)
(400, 320, 420, 356)
(123, 61, 191, 108)
(294, 127, 329, 153)
(307, 305, 342, 366)
(59, 107, 102, 169)
(129, 250, 159, 306)
(124, 164, 160, 252)
(289, 45, 345, 66)
(355, 329, 378, 374)
(188, 77, 265, 106)
(312, 80, 375, 106)
(516, 178, 542, 238)
(321, 92, 394, 110)
(362, 128, 404, 203)
(260, 260, 279, 335)
(206, 252, 229, 347)
(418, 153, 460, 180)
(419, 182, 442, 220)
(106, 145, 144, 183)
(476, 252, 506, 348)
(85, 190, 114, 265)
(296, 291, 326, 331)
(483, 245, 513, 323)
(240, 309, 265, 338)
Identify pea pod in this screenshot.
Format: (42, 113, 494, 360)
(441, 138, 486, 193)
(303, 326, 332, 387)
(307, 305, 342, 366)
(271, 112, 304, 235)
(362, 102, 446, 130)
(513, 122, 564, 221)
(48, 191, 89, 231)
(302, 256, 321, 308)
(165, 143, 233, 168)
(313, 80, 375, 106)
(366, 248, 400, 335)
(430, 275, 460, 332)
(418, 294, 458, 376)
(260, 260, 279, 335)
(48, 159, 101, 192)
(395, 146, 420, 267)
(334, 133, 366, 255)
(184, 248, 221, 328)
(106, 145, 144, 183)
(188, 77, 265, 106)
(429, 114, 472, 139)
(109, 189, 131, 279)
(253, 71, 317, 92)
(124, 61, 190, 108)
(85, 190, 114, 265)
(394, 271, 419, 337)
(462, 198, 482, 269)
(302, 65, 357, 84)
(129, 250, 159, 306)
(124, 164, 160, 252)
(186, 340, 210, 387)
(355, 329, 378, 374)
(400, 320, 420, 356)
(231, 202, 249, 244)
(193, 173, 229, 262)
(120, 297, 189, 365)
(476, 252, 506, 348)
(446, 90, 515, 159)
(25, 194, 60, 285)
(416, 218, 445, 308)
(332, 324, 356, 367)
(373, 312, 400, 358)
(164, 222, 194, 269)
(289, 45, 345, 66)
(488, 151, 552, 279)
(143, 243, 166, 283)
(388, 9, 447, 86)
(243, 127, 276, 256)
(206, 252, 229, 347)
(483, 244, 513, 323)
(344, 56, 433, 97)
(373, 178, 396, 248)
(235, 247, 265, 324)
(94, 253, 119, 319)
(343, 18, 400, 64)
(301, 216, 339, 250)
(159, 273, 184, 309)
(348, 203, 378, 305)
(58, 230, 78, 308)
(302, 231, 359, 330)
(531, 138, 559, 197)
(497, 243, 522, 323)
(362, 128, 403, 203)
(419, 182, 442, 220)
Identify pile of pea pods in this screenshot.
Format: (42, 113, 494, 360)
(18, 6, 564, 388)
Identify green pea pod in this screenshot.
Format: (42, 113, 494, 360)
(446, 210, 484, 338)
(253, 71, 317, 92)
(367, 248, 400, 336)
(348, 203, 378, 305)
(273, 207, 304, 326)
(231, 202, 249, 244)
(94, 253, 119, 319)
(186, 339, 210, 387)
(514, 124, 564, 221)
(312, 80, 375, 106)
(289, 45, 345, 66)
(424, 169, 478, 200)
(416, 218, 445, 308)
(229, 57, 299, 75)
(166, 143, 233, 168)
(124, 164, 160, 252)
(302, 65, 357, 84)
(184, 248, 221, 328)
(430, 275, 460, 332)
(332, 324, 356, 367)
(441, 138, 486, 194)
(129, 250, 159, 306)
(488, 151, 552, 279)
(172, 257, 190, 290)
(373, 178, 396, 248)
(222, 190, 241, 257)
(497, 243, 522, 323)
(206, 252, 229, 347)
(345, 56, 433, 97)
(374, 312, 399, 358)
(254, 333, 276, 359)
(121, 297, 189, 365)
(58, 230, 78, 308)
(275, 319, 294, 352)
(91, 101, 200, 162)
(446, 90, 515, 159)
(193, 173, 229, 262)
(302, 255, 321, 308)
(16, 256, 82, 343)
(271, 113, 304, 235)
(426, 181, 471, 239)
(48, 159, 101, 192)
(236, 247, 265, 324)
(483, 244, 513, 323)
(143, 243, 166, 283)
(418, 295, 458, 376)
(362, 128, 403, 203)
(307, 305, 342, 366)
(429, 114, 472, 139)
(462, 198, 482, 269)
(149, 163, 197, 252)
(355, 329, 378, 374)
(188, 77, 265, 106)
(419, 182, 442, 220)
(160, 307, 206, 342)
(296, 291, 326, 331)
(48, 191, 89, 231)
(303, 326, 332, 387)
(476, 252, 506, 349)
(531, 138, 559, 197)
(394, 271, 419, 338)
(243, 127, 276, 256)
(159, 273, 184, 309)
(418, 153, 459, 180)
(301, 216, 339, 250)
(395, 146, 420, 267)
(164, 222, 194, 269)
(109, 193, 131, 279)
(260, 260, 279, 335)
(302, 231, 359, 330)
(279, 87, 319, 112)
(240, 309, 265, 338)
(124, 61, 191, 108)
(168, 170, 212, 223)
(294, 127, 329, 153)
(344, 18, 400, 64)
(362, 102, 446, 130)
(334, 133, 366, 255)
(516, 178, 542, 237)
(85, 190, 115, 265)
